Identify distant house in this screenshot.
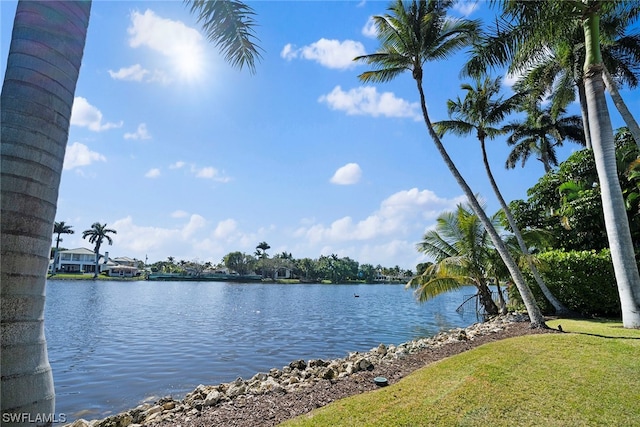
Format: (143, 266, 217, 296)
(273, 268, 292, 280)
(51, 247, 97, 273)
(50, 248, 140, 277)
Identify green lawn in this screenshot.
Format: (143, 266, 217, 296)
(47, 273, 143, 281)
(281, 319, 640, 427)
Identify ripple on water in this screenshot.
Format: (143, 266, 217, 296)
(44, 281, 480, 423)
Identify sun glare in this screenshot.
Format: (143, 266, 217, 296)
(174, 47, 205, 82)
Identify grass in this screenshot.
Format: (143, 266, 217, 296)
(47, 273, 143, 281)
(281, 319, 640, 427)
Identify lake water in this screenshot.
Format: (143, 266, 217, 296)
(44, 280, 480, 422)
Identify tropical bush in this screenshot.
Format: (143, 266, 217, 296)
(514, 249, 622, 317)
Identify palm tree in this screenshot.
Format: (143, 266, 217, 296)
(255, 241, 270, 259)
(1, 1, 262, 418)
(435, 76, 571, 315)
(354, 0, 546, 327)
(1, 2, 91, 419)
(503, 103, 585, 173)
(509, 13, 640, 149)
(52, 221, 75, 275)
(408, 204, 502, 315)
(82, 223, 117, 278)
(478, 1, 640, 327)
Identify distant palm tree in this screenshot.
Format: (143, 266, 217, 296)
(82, 223, 117, 278)
(354, 0, 546, 326)
(504, 104, 585, 173)
(255, 241, 270, 259)
(52, 221, 74, 274)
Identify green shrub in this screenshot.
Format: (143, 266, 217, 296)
(524, 249, 622, 317)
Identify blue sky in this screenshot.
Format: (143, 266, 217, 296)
(2, 1, 637, 270)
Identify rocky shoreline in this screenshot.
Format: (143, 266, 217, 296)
(66, 313, 550, 427)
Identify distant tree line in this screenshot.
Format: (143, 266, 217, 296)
(148, 242, 414, 283)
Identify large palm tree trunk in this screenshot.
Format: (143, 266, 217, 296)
(479, 139, 571, 316)
(584, 66, 640, 328)
(415, 80, 547, 328)
(1, 1, 91, 424)
(583, 15, 640, 328)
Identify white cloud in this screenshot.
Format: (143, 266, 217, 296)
(330, 163, 362, 185)
(362, 17, 377, 38)
(88, 187, 464, 271)
(214, 219, 238, 239)
(194, 166, 218, 179)
(170, 161, 186, 169)
(63, 142, 107, 170)
(71, 97, 123, 131)
(190, 165, 231, 182)
(319, 86, 421, 120)
(145, 168, 161, 178)
(280, 43, 296, 60)
(182, 214, 206, 238)
(281, 38, 365, 70)
(296, 188, 464, 244)
(108, 64, 149, 82)
(502, 70, 521, 88)
(453, 0, 479, 17)
(124, 123, 152, 140)
(128, 9, 205, 82)
(108, 215, 256, 266)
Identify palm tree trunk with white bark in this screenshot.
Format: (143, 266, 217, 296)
(1, 1, 91, 424)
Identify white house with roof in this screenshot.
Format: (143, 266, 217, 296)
(51, 248, 140, 277)
(51, 247, 96, 273)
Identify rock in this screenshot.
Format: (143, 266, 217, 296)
(356, 358, 374, 371)
(162, 401, 176, 410)
(226, 382, 247, 398)
(321, 367, 336, 380)
(144, 412, 161, 424)
(261, 377, 285, 393)
(289, 359, 307, 370)
(203, 390, 222, 406)
(376, 343, 387, 355)
(252, 372, 268, 382)
(269, 368, 282, 378)
(308, 359, 328, 368)
(95, 413, 133, 427)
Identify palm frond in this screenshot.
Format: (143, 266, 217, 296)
(186, 0, 262, 74)
(407, 275, 464, 302)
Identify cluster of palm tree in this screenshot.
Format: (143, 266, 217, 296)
(354, 0, 640, 329)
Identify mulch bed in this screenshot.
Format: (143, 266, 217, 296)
(153, 321, 556, 427)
